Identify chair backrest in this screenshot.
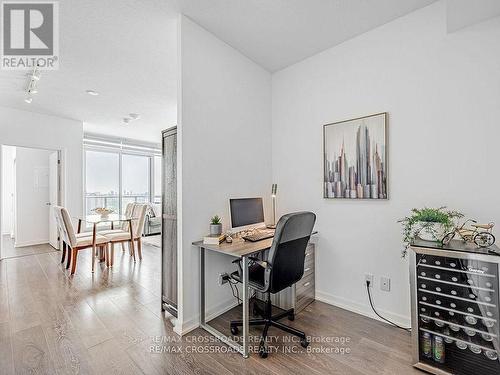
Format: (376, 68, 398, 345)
(53, 206, 66, 244)
(130, 203, 148, 238)
(265, 212, 316, 294)
(121, 202, 136, 230)
(53, 205, 77, 247)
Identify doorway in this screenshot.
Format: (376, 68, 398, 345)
(0, 145, 60, 259)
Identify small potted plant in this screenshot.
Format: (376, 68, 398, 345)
(210, 215, 222, 236)
(398, 207, 463, 257)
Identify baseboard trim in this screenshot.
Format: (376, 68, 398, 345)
(316, 290, 411, 328)
(14, 239, 49, 248)
(175, 291, 410, 336)
(176, 298, 239, 336)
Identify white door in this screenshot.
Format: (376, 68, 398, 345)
(48, 152, 59, 249)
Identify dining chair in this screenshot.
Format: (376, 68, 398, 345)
(102, 203, 148, 266)
(53, 206, 93, 265)
(98, 202, 135, 254)
(53, 206, 108, 275)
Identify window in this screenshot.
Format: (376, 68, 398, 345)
(153, 156, 162, 204)
(83, 137, 161, 215)
(121, 154, 150, 209)
(85, 150, 119, 214)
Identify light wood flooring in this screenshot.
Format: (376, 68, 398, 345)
(1, 235, 57, 259)
(0, 242, 419, 374)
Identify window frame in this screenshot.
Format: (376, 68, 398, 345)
(84, 144, 161, 215)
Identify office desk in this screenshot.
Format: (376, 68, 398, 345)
(192, 238, 274, 358)
(193, 232, 317, 358)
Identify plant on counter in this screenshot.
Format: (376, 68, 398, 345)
(398, 207, 463, 258)
(210, 215, 223, 236)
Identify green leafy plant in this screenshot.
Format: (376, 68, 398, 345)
(398, 207, 463, 258)
(211, 215, 221, 225)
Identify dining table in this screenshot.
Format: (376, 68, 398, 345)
(75, 214, 136, 262)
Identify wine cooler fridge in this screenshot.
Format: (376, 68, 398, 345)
(410, 239, 500, 375)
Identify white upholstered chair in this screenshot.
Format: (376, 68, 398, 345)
(101, 203, 148, 266)
(98, 202, 135, 254)
(53, 206, 108, 274)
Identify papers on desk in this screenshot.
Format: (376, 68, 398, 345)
(203, 234, 226, 245)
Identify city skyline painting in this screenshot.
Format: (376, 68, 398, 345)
(323, 112, 388, 199)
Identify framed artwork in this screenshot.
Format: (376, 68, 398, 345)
(323, 112, 388, 199)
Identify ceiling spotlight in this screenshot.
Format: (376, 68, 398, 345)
(25, 66, 41, 97)
(24, 97, 33, 104)
(123, 117, 131, 124)
(86, 90, 99, 96)
(129, 113, 140, 120)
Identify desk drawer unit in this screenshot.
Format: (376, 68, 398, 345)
(267, 243, 315, 313)
(296, 272, 315, 313)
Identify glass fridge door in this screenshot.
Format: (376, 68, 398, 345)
(416, 253, 499, 374)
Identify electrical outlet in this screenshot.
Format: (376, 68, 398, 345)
(381, 276, 391, 292)
(365, 273, 374, 287)
(218, 273, 229, 286)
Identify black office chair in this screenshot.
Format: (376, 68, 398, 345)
(229, 211, 316, 358)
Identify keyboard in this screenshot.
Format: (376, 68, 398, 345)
(242, 230, 275, 242)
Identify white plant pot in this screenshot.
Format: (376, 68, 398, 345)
(418, 222, 446, 241)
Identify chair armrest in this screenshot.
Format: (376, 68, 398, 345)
(232, 256, 271, 275)
(249, 256, 272, 269)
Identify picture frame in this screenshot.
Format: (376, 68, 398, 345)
(323, 112, 388, 199)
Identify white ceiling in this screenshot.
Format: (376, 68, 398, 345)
(0, 0, 439, 142)
(0, 0, 178, 143)
(168, 0, 437, 72)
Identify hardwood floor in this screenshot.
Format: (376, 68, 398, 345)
(1, 235, 56, 259)
(0, 242, 419, 375)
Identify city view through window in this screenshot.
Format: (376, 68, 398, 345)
(85, 150, 161, 214)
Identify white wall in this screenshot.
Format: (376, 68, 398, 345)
(14, 147, 52, 246)
(446, 0, 500, 32)
(178, 16, 272, 333)
(1, 146, 15, 236)
(272, 1, 500, 326)
(0, 107, 84, 255)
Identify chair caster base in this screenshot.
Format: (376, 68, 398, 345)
(258, 343, 268, 358)
(300, 338, 309, 348)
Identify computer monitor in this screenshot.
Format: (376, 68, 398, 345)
(229, 197, 265, 231)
